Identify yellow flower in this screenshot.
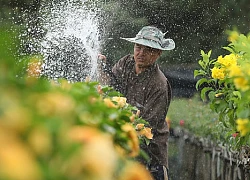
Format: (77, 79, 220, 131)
(234, 77, 249, 91)
(228, 31, 239, 42)
(236, 118, 250, 136)
(104, 98, 117, 108)
(217, 55, 223, 64)
(118, 161, 153, 180)
(218, 54, 237, 67)
(228, 64, 242, 77)
(211, 67, 225, 80)
(215, 93, 223, 98)
(112, 96, 127, 108)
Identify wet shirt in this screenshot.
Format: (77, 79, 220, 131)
(111, 54, 172, 168)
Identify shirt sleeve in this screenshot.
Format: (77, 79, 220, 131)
(141, 82, 171, 134)
(111, 55, 131, 94)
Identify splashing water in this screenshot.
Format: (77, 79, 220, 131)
(28, 0, 101, 82)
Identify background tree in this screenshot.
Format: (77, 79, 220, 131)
(2, 0, 250, 66)
(98, 0, 250, 68)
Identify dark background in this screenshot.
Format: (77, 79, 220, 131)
(1, 0, 250, 97)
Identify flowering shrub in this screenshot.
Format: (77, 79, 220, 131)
(194, 30, 250, 148)
(0, 56, 153, 180)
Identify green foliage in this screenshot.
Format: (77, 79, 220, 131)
(0, 23, 153, 180)
(2, 0, 250, 67)
(194, 30, 250, 149)
(0, 61, 154, 179)
(167, 96, 221, 139)
(96, 0, 250, 67)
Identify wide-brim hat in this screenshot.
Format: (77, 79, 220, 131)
(121, 26, 175, 51)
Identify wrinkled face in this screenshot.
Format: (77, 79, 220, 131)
(133, 43, 162, 70)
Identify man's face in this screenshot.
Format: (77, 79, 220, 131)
(133, 43, 162, 69)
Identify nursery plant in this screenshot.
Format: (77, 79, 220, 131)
(194, 30, 250, 149)
(0, 28, 153, 180)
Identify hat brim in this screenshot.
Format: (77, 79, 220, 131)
(120, 37, 175, 50)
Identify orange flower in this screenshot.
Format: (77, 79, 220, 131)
(136, 110, 140, 117)
(129, 114, 135, 122)
(136, 123, 145, 130)
(112, 96, 127, 108)
(1, 106, 31, 133)
(97, 85, 103, 94)
(118, 162, 152, 180)
(66, 126, 118, 180)
(104, 98, 117, 108)
(122, 123, 140, 157)
(85, 76, 91, 82)
(165, 116, 171, 130)
(27, 58, 42, 77)
(28, 126, 52, 156)
(68, 126, 103, 143)
(34, 92, 75, 116)
(0, 127, 41, 180)
(138, 127, 153, 139)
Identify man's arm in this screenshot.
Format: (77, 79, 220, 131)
(98, 54, 128, 93)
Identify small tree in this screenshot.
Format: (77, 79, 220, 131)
(194, 30, 250, 149)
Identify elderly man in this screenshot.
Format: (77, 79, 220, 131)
(99, 26, 175, 180)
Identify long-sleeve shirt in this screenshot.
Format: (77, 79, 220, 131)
(110, 54, 172, 168)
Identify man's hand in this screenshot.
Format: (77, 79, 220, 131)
(98, 54, 107, 62)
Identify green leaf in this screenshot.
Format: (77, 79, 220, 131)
(195, 78, 208, 90)
(216, 100, 228, 113)
(194, 69, 206, 77)
(208, 91, 216, 101)
(219, 113, 229, 128)
(198, 60, 206, 69)
(145, 138, 151, 146)
(222, 46, 235, 53)
(200, 50, 205, 56)
(233, 91, 241, 99)
(227, 109, 236, 127)
(200, 87, 213, 101)
(139, 149, 150, 163)
(237, 109, 250, 118)
(207, 50, 212, 57)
